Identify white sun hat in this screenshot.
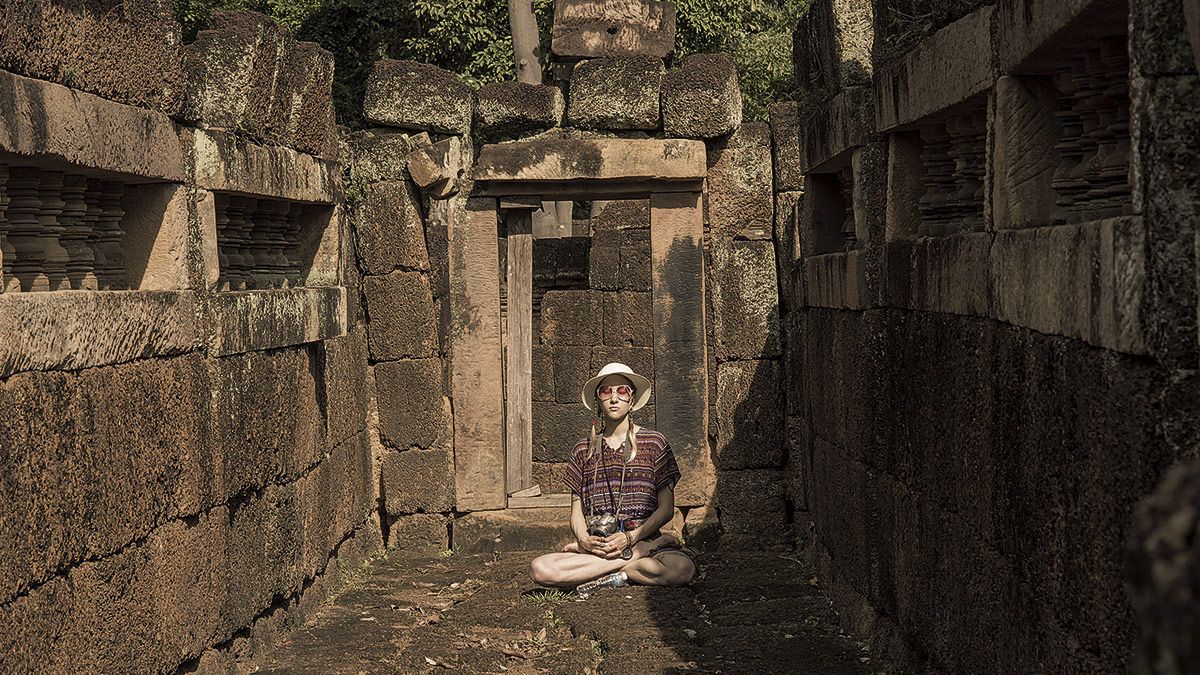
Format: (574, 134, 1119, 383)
(581, 362, 652, 412)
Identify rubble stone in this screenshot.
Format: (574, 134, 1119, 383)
(662, 53, 742, 139)
(551, 0, 677, 61)
(364, 59, 474, 134)
(474, 81, 564, 141)
(568, 57, 664, 130)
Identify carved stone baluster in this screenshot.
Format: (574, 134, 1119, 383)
(283, 203, 304, 287)
(215, 194, 234, 291)
(223, 196, 250, 291)
(256, 199, 287, 288)
(83, 179, 107, 288)
(960, 112, 987, 232)
(37, 170, 70, 291)
(60, 175, 97, 290)
(1052, 61, 1086, 217)
(6, 168, 49, 291)
(0, 164, 13, 292)
(838, 167, 855, 250)
(1098, 36, 1131, 213)
(920, 121, 955, 236)
(238, 197, 262, 289)
(96, 182, 127, 290)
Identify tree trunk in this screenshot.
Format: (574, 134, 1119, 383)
(508, 0, 542, 84)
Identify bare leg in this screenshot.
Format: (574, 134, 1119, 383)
(622, 551, 695, 586)
(530, 551, 631, 588)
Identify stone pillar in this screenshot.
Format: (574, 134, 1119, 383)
(449, 197, 506, 511)
(649, 191, 712, 507)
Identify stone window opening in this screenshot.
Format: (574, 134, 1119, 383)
(806, 167, 856, 255)
(0, 161, 183, 293)
(212, 193, 334, 291)
(916, 103, 988, 237)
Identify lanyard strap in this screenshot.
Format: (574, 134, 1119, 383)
(589, 439, 629, 519)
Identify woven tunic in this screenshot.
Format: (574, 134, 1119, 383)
(562, 428, 680, 524)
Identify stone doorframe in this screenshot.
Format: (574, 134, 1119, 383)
(448, 138, 713, 512)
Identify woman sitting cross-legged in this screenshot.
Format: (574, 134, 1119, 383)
(529, 362, 695, 597)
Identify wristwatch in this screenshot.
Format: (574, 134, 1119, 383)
(620, 532, 633, 560)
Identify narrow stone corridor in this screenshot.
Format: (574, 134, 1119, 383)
(248, 550, 873, 673)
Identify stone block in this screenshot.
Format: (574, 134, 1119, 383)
(588, 230, 622, 290)
(532, 345, 554, 401)
(602, 291, 653, 347)
(348, 128, 422, 183)
(473, 138, 706, 182)
(387, 513, 450, 555)
(591, 199, 650, 230)
(661, 52, 742, 139)
(405, 137, 460, 199)
(874, 6, 995, 131)
(209, 287, 347, 357)
(192, 129, 340, 203)
(884, 131, 924, 240)
(710, 241, 782, 360)
(1127, 459, 1200, 675)
(533, 401, 592, 463)
(0, 69, 185, 181)
(364, 59, 473, 134)
(0, 355, 213, 610)
(801, 85, 873, 174)
(904, 231, 991, 316)
(181, 11, 337, 157)
(552, 346, 593, 404)
(769, 101, 805, 192)
(804, 250, 868, 310)
(551, 0, 677, 61)
(321, 328, 371, 448)
(532, 461, 569, 494)
(375, 359, 451, 450)
(381, 448, 455, 514)
(0, 291, 195, 378)
(713, 470, 790, 547)
(354, 181, 429, 276)
(474, 81, 564, 141)
(792, 0, 874, 103)
(0, 0, 185, 114)
(453, 507, 574, 554)
(364, 272, 438, 361)
(1131, 0, 1195, 78)
(568, 57, 664, 130)
(540, 289, 603, 346)
(715, 360, 785, 469)
(706, 123, 774, 241)
(992, 76, 1061, 229)
(990, 217, 1147, 354)
(683, 505, 721, 548)
(620, 231, 653, 292)
(589, 346, 654, 399)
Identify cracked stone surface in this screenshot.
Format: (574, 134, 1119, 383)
(248, 549, 873, 673)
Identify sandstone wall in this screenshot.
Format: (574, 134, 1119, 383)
(0, 10, 379, 672)
(782, 0, 1200, 671)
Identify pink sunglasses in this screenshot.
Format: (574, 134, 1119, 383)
(596, 384, 634, 401)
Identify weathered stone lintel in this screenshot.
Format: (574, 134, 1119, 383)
(802, 86, 874, 174)
(995, 0, 1125, 74)
(0, 68, 184, 182)
(899, 232, 991, 316)
(192, 129, 340, 203)
(804, 250, 869, 310)
(0, 291, 197, 377)
(991, 216, 1147, 355)
(874, 6, 995, 131)
(473, 138, 707, 182)
(209, 286, 347, 356)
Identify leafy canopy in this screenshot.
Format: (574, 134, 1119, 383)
(175, 0, 809, 124)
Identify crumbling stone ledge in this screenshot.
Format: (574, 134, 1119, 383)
(207, 286, 347, 356)
(0, 291, 196, 377)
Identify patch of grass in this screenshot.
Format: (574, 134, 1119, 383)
(522, 588, 573, 607)
(438, 549, 456, 558)
(542, 608, 563, 627)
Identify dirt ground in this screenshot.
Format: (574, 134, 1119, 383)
(248, 549, 876, 674)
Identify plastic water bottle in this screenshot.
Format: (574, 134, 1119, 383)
(575, 571, 628, 599)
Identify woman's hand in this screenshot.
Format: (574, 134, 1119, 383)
(576, 534, 609, 557)
(593, 532, 631, 559)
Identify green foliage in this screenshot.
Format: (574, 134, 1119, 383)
(174, 0, 808, 125)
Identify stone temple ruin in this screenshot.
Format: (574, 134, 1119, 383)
(1, 0, 1199, 671)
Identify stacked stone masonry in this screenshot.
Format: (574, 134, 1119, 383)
(783, 0, 1200, 672)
